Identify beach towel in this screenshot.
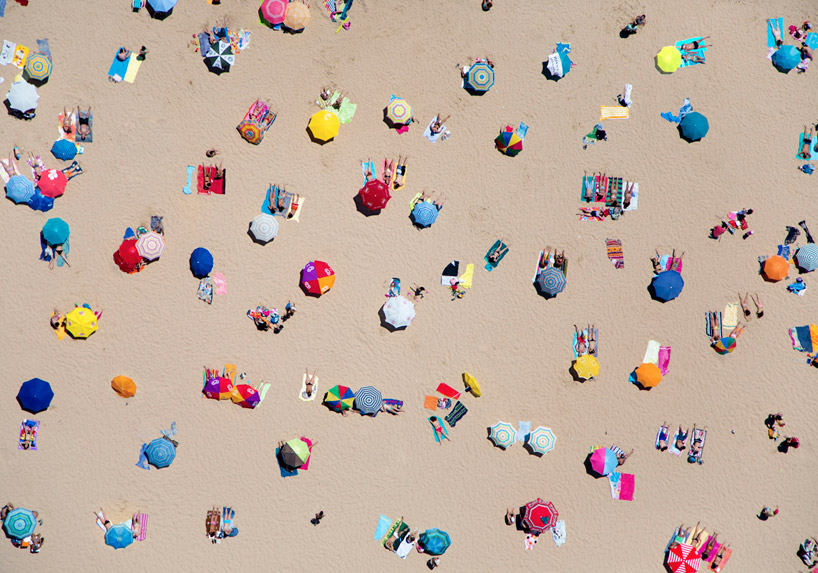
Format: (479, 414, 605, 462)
(797, 132, 818, 160)
(380, 517, 405, 546)
(524, 534, 538, 550)
(197, 277, 213, 304)
(656, 425, 669, 450)
(424, 395, 438, 410)
(288, 196, 304, 222)
(0, 41, 14, 64)
(573, 328, 597, 359)
(212, 272, 227, 295)
(108, 48, 130, 81)
(661, 98, 692, 124)
(484, 240, 508, 271)
(517, 421, 531, 442)
(136, 442, 150, 470)
(197, 166, 226, 195)
(722, 302, 740, 331)
(600, 106, 629, 121)
(643, 340, 660, 366)
(437, 383, 461, 399)
(135, 513, 148, 541)
(57, 111, 75, 141)
(374, 515, 392, 540)
(656, 254, 682, 274)
(622, 182, 638, 211)
(657, 346, 671, 375)
(441, 260, 459, 285)
(700, 536, 722, 562)
(668, 428, 688, 456)
(806, 32, 818, 50)
(705, 311, 723, 340)
(689, 428, 706, 464)
(712, 548, 731, 572)
(298, 437, 314, 470)
(75, 110, 93, 143)
(581, 175, 597, 202)
(0, 0, 5, 17)
(767, 18, 784, 47)
(552, 520, 566, 547)
(12, 44, 28, 68)
(382, 399, 403, 413)
(605, 177, 624, 206)
(423, 117, 446, 143)
(676, 37, 708, 68)
(276, 447, 299, 477)
(445, 401, 468, 427)
(517, 122, 529, 140)
(18, 419, 38, 450)
(789, 325, 818, 353)
(428, 416, 449, 444)
(608, 472, 635, 500)
(183, 166, 194, 195)
(299, 374, 318, 401)
(396, 537, 415, 559)
(123, 54, 141, 83)
(361, 160, 376, 185)
(606, 239, 624, 269)
(621, 83, 633, 107)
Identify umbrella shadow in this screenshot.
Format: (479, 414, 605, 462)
(630, 369, 654, 391)
(583, 453, 606, 479)
(677, 125, 702, 143)
(306, 126, 334, 145)
(463, 86, 488, 97)
(378, 307, 406, 332)
(147, 4, 173, 19)
(534, 282, 558, 300)
(3, 99, 30, 120)
(353, 194, 380, 217)
(541, 62, 562, 82)
(486, 427, 507, 450)
(567, 363, 586, 383)
(647, 282, 674, 303)
(246, 224, 274, 246)
(522, 442, 543, 457)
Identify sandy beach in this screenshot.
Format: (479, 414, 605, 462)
(2, 0, 818, 570)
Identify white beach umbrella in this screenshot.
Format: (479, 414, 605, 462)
(6, 80, 39, 112)
(382, 296, 415, 329)
(250, 213, 280, 243)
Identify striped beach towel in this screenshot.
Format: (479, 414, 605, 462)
(606, 238, 624, 269)
(445, 401, 468, 427)
(135, 513, 148, 541)
(600, 106, 629, 121)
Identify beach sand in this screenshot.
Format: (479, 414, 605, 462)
(2, 0, 818, 570)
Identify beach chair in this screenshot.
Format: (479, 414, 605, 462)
(688, 428, 706, 464)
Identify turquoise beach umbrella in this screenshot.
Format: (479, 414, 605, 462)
(42, 217, 70, 246)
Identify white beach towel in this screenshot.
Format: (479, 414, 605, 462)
(622, 182, 639, 211)
(552, 520, 566, 547)
(396, 538, 415, 559)
(0, 41, 15, 65)
(299, 374, 318, 401)
(643, 340, 661, 365)
(423, 117, 446, 143)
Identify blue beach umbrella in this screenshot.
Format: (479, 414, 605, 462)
(590, 447, 618, 476)
(419, 528, 451, 555)
(42, 217, 70, 246)
(651, 270, 684, 302)
(772, 45, 801, 73)
(17, 378, 54, 413)
(5, 175, 35, 204)
(105, 523, 134, 549)
(354, 385, 383, 415)
(3, 508, 37, 539)
(28, 192, 54, 212)
(411, 202, 439, 228)
(795, 243, 818, 272)
(189, 247, 214, 278)
(146, 0, 177, 19)
(51, 139, 77, 161)
(145, 437, 176, 468)
(464, 62, 495, 93)
(535, 267, 566, 297)
(678, 112, 709, 142)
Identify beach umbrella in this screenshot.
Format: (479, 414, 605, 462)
(114, 239, 142, 273)
(112, 375, 137, 398)
(105, 523, 134, 549)
(3, 508, 37, 539)
(573, 354, 599, 380)
(419, 529, 452, 556)
(527, 426, 557, 456)
(6, 80, 39, 112)
(301, 260, 335, 295)
(231, 384, 261, 409)
(145, 437, 176, 468)
(237, 120, 265, 144)
(590, 447, 618, 476)
(678, 112, 709, 142)
(17, 378, 54, 413)
(37, 169, 68, 198)
(204, 41, 234, 74)
(762, 255, 789, 281)
(464, 62, 495, 92)
(656, 46, 682, 73)
(635, 362, 662, 388)
(535, 267, 566, 297)
(667, 542, 701, 573)
(795, 244, 818, 272)
(382, 296, 415, 328)
(190, 247, 214, 278)
(41, 217, 70, 246)
(23, 53, 52, 83)
(6, 175, 35, 204)
(250, 213, 280, 243)
(713, 337, 737, 355)
(284, 1, 311, 30)
(495, 126, 523, 156)
(27, 192, 54, 212)
(136, 231, 165, 261)
(772, 45, 801, 73)
(522, 499, 558, 534)
(51, 139, 77, 161)
(386, 97, 413, 125)
(280, 438, 310, 469)
(411, 201, 439, 227)
(260, 0, 287, 25)
(324, 385, 355, 411)
(355, 385, 383, 415)
(546, 51, 572, 78)
(203, 376, 234, 400)
(65, 306, 98, 338)
(308, 110, 340, 142)
(489, 421, 517, 449)
(146, 0, 177, 19)
(358, 179, 391, 211)
(651, 270, 684, 301)
(463, 372, 481, 397)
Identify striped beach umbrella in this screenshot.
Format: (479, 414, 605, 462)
(308, 110, 340, 142)
(64, 306, 98, 339)
(203, 376, 233, 400)
(136, 231, 165, 261)
(37, 169, 67, 198)
(411, 201, 438, 228)
(145, 437, 176, 468)
(573, 354, 599, 380)
(386, 97, 413, 125)
(3, 508, 37, 539)
(284, 1, 311, 30)
(250, 213, 280, 243)
(358, 179, 391, 211)
(667, 542, 701, 573)
(24, 53, 52, 83)
(522, 499, 558, 534)
(41, 217, 70, 246)
(464, 62, 495, 92)
(237, 120, 264, 144)
(382, 296, 415, 329)
(324, 385, 355, 411)
(260, 0, 287, 25)
(495, 127, 523, 156)
(51, 139, 77, 161)
(6, 175, 35, 204)
(301, 260, 335, 295)
(355, 385, 383, 415)
(527, 426, 557, 456)
(489, 421, 517, 449)
(17, 378, 53, 414)
(204, 41, 234, 74)
(230, 384, 260, 409)
(795, 244, 818, 272)
(6, 80, 39, 112)
(536, 267, 566, 296)
(105, 523, 134, 549)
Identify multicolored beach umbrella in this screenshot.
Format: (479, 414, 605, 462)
(590, 447, 618, 476)
(573, 354, 599, 380)
(489, 421, 517, 449)
(678, 112, 709, 142)
(105, 523, 134, 549)
(237, 120, 265, 144)
(308, 110, 340, 142)
(713, 337, 737, 355)
(355, 385, 383, 415)
(419, 529, 451, 556)
(324, 385, 355, 411)
(250, 213, 280, 243)
(667, 542, 701, 573)
(656, 46, 682, 73)
(386, 97, 413, 125)
(145, 437, 176, 468)
(51, 139, 77, 161)
(301, 260, 335, 295)
(536, 267, 566, 296)
(527, 426, 556, 456)
(23, 53, 52, 83)
(41, 217, 70, 246)
(358, 179, 391, 211)
(204, 41, 234, 74)
(203, 376, 234, 400)
(280, 438, 310, 469)
(136, 231, 165, 261)
(522, 499, 558, 534)
(464, 62, 494, 92)
(651, 270, 684, 301)
(495, 126, 523, 156)
(6, 175, 35, 204)
(6, 80, 39, 113)
(37, 169, 67, 198)
(795, 244, 818, 272)
(3, 508, 37, 539)
(382, 296, 415, 328)
(231, 384, 261, 409)
(260, 0, 287, 25)
(284, 1, 311, 30)
(411, 201, 438, 228)
(64, 306, 98, 338)
(17, 378, 53, 414)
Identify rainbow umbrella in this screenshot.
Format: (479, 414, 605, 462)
(590, 447, 618, 476)
(308, 110, 340, 142)
(358, 179, 391, 211)
(495, 127, 523, 156)
(136, 231, 165, 261)
(284, 1, 311, 30)
(230, 384, 261, 409)
(105, 523, 134, 549)
(6, 175, 35, 204)
(237, 120, 265, 144)
(3, 508, 37, 539)
(64, 306, 98, 338)
(324, 385, 354, 411)
(522, 499, 558, 534)
(301, 260, 335, 295)
(386, 97, 412, 125)
(145, 437, 176, 468)
(713, 337, 736, 355)
(489, 421, 517, 449)
(23, 53, 52, 84)
(464, 62, 494, 92)
(260, 0, 287, 25)
(203, 376, 234, 400)
(656, 46, 682, 73)
(527, 426, 556, 456)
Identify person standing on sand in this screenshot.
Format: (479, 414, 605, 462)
(759, 506, 778, 520)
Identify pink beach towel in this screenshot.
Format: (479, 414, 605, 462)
(136, 513, 148, 541)
(701, 536, 721, 562)
(618, 474, 635, 500)
(212, 272, 227, 295)
(299, 437, 313, 470)
(657, 346, 671, 375)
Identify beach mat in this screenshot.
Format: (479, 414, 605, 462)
(424, 395, 438, 410)
(423, 117, 446, 142)
(18, 419, 39, 450)
(108, 48, 129, 80)
(276, 447, 299, 477)
(123, 54, 141, 83)
(723, 302, 740, 331)
(374, 515, 392, 540)
(299, 437, 314, 470)
(806, 32, 818, 50)
(437, 383, 461, 399)
(622, 182, 638, 211)
(135, 513, 148, 541)
(668, 428, 687, 456)
(676, 37, 707, 67)
(767, 18, 784, 47)
(484, 241, 508, 271)
(581, 175, 596, 202)
(606, 238, 624, 269)
(299, 374, 318, 401)
(600, 106, 629, 121)
(608, 472, 635, 500)
(445, 401, 467, 427)
(76, 111, 93, 143)
(57, 111, 75, 141)
(796, 132, 818, 160)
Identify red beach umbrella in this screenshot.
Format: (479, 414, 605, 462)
(358, 180, 391, 211)
(667, 543, 701, 573)
(37, 169, 68, 198)
(114, 239, 142, 272)
(521, 498, 558, 534)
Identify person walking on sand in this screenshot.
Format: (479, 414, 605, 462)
(759, 505, 778, 520)
(312, 510, 324, 525)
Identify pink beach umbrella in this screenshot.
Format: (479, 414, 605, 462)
(260, 0, 287, 25)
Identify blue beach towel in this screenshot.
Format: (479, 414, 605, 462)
(276, 447, 299, 477)
(361, 160, 376, 185)
(517, 421, 531, 442)
(36, 39, 51, 59)
(676, 37, 707, 68)
(517, 122, 529, 141)
(556, 42, 570, 54)
(136, 443, 150, 470)
(0, 0, 6, 18)
(445, 401, 468, 427)
(661, 99, 692, 124)
(767, 18, 784, 47)
(796, 132, 818, 160)
(108, 48, 130, 80)
(484, 240, 509, 271)
(375, 515, 392, 540)
(806, 32, 818, 50)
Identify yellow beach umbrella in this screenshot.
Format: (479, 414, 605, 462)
(64, 306, 98, 339)
(463, 372, 481, 397)
(284, 1, 311, 31)
(573, 355, 599, 380)
(308, 110, 340, 142)
(656, 46, 682, 73)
